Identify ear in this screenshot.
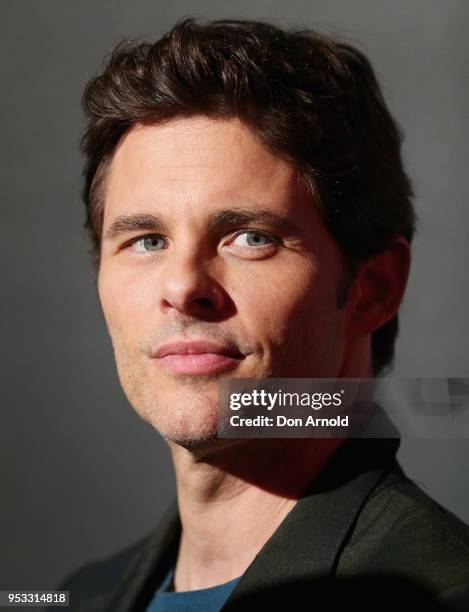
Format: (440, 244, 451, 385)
(345, 235, 411, 341)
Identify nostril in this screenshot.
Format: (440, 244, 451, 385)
(195, 297, 214, 309)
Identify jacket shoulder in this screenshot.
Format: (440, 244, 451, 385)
(61, 535, 150, 599)
(50, 534, 151, 611)
(49, 499, 180, 611)
(339, 469, 469, 598)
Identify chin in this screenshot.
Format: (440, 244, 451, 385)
(156, 413, 223, 451)
(164, 430, 219, 451)
(136, 388, 220, 444)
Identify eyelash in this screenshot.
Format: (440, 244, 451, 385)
(129, 234, 167, 253)
(231, 229, 279, 247)
(124, 229, 280, 254)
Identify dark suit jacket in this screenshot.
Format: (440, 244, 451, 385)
(53, 438, 469, 611)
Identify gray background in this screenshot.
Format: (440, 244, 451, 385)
(1, 0, 468, 595)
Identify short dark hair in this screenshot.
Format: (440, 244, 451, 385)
(81, 17, 416, 376)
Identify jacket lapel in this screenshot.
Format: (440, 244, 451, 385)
(222, 437, 401, 608)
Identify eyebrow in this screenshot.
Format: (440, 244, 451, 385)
(104, 213, 169, 241)
(104, 207, 300, 241)
(207, 208, 298, 233)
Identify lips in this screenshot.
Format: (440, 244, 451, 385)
(152, 340, 244, 375)
(154, 340, 242, 359)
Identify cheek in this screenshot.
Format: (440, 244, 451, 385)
(229, 254, 346, 377)
(232, 259, 328, 343)
(98, 266, 157, 343)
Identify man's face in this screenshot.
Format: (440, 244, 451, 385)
(98, 116, 349, 448)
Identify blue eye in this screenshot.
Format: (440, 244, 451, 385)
(133, 235, 166, 253)
(232, 231, 275, 247)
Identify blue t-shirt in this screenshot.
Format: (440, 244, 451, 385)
(145, 564, 242, 612)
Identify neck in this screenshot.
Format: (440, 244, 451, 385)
(169, 436, 344, 591)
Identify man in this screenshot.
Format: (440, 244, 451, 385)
(57, 18, 469, 611)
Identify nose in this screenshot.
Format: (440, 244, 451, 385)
(158, 247, 226, 318)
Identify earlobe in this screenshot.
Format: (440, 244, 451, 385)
(345, 235, 411, 340)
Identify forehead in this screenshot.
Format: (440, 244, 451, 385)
(103, 116, 309, 225)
